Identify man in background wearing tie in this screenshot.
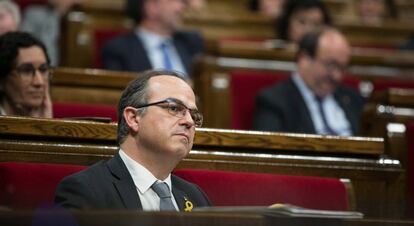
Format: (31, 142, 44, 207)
(102, 0, 204, 80)
(253, 28, 365, 136)
(55, 70, 211, 210)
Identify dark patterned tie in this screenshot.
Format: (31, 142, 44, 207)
(315, 96, 337, 135)
(151, 181, 176, 211)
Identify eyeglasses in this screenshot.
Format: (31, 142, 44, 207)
(316, 59, 348, 74)
(135, 98, 203, 127)
(13, 63, 52, 81)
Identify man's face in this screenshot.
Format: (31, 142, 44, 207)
(153, 0, 185, 32)
(298, 31, 351, 97)
(136, 75, 197, 160)
(0, 7, 18, 35)
(2, 46, 50, 109)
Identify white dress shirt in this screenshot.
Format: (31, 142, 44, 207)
(119, 149, 179, 211)
(292, 74, 352, 136)
(136, 28, 187, 77)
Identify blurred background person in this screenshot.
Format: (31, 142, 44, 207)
(184, 0, 206, 13)
(248, 0, 285, 20)
(253, 28, 365, 136)
(21, 0, 83, 66)
(276, 0, 331, 45)
(0, 0, 20, 35)
(102, 0, 204, 80)
(353, 0, 397, 25)
(0, 31, 52, 118)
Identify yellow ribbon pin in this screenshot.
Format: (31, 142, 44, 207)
(184, 197, 193, 212)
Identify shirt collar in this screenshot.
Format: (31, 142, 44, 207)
(136, 28, 172, 49)
(292, 73, 334, 103)
(119, 149, 173, 194)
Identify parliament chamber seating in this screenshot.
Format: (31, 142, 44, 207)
(0, 116, 403, 218)
(93, 28, 129, 68)
(53, 102, 118, 122)
(229, 70, 362, 130)
(0, 162, 86, 209)
(173, 169, 351, 211)
(0, 161, 352, 211)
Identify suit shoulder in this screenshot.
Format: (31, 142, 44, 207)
(103, 32, 138, 50)
(174, 31, 204, 48)
(60, 160, 107, 184)
(337, 85, 366, 102)
(258, 79, 295, 99)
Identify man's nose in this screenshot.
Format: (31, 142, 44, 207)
(180, 110, 195, 128)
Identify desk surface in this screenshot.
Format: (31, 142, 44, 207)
(1, 210, 413, 226)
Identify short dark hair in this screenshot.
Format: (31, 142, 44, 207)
(125, 0, 146, 24)
(0, 31, 50, 85)
(296, 27, 342, 61)
(117, 70, 187, 144)
(276, 0, 332, 41)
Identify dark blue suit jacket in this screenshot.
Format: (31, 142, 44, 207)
(101, 31, 204, 75)
(253, 78, 365, 135)
(55, 153, 211, 210)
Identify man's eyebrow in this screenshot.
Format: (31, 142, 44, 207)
(167, 98, 198, 110)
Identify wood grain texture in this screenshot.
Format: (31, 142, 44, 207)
(0, 116, 403, 218)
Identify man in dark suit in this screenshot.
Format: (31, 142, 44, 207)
(102, 0, 204, 79)
(253, 28, 365, 136)
(55, 70, 211, 210)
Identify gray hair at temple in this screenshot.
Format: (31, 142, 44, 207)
(0, 0, 21, 28)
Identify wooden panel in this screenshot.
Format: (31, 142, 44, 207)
(50, 67, 139, 105)
(0, 116, 403, 218)
(60, 1, 414, 68)
(370, 88, 414, 108)
(2, 210, 414, 226)
(193, 55, 414, 129)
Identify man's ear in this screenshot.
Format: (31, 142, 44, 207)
(297, 52, 312, 70)
(123, 107, 140, 133)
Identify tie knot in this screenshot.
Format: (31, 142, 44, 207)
(151, 182, 171, 199)
(315, 95, 324, 104)
(160, 41, 170, 49)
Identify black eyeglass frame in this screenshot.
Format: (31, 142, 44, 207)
(12, 63, 53, 81)
(134, 98, 203, 127)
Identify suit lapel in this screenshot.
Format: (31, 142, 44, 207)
(129, 33, 152, 71)
(171, 177, 194, 212)
(107, 153, 142, 210)
(172, 187, 185, 211)
(288, 79, 317, 133)
(172, 34, 191, 73)
(334, 89, 357, 134)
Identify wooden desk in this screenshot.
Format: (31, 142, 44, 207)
(1, 210, 414, 226)
(0, 116, 403, 218)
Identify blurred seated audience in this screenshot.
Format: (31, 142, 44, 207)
(276, 0, 331, 46)
(353, 0, 397, 25)
(248, 0, 285, 19)
(102, 0, 204, 80)
(21, 0, 83, 66)
(0, 0, 20, 35)
(0, 31, 52, 118)
(253, 28, 365, 136)
(184, 0, 206, 13)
